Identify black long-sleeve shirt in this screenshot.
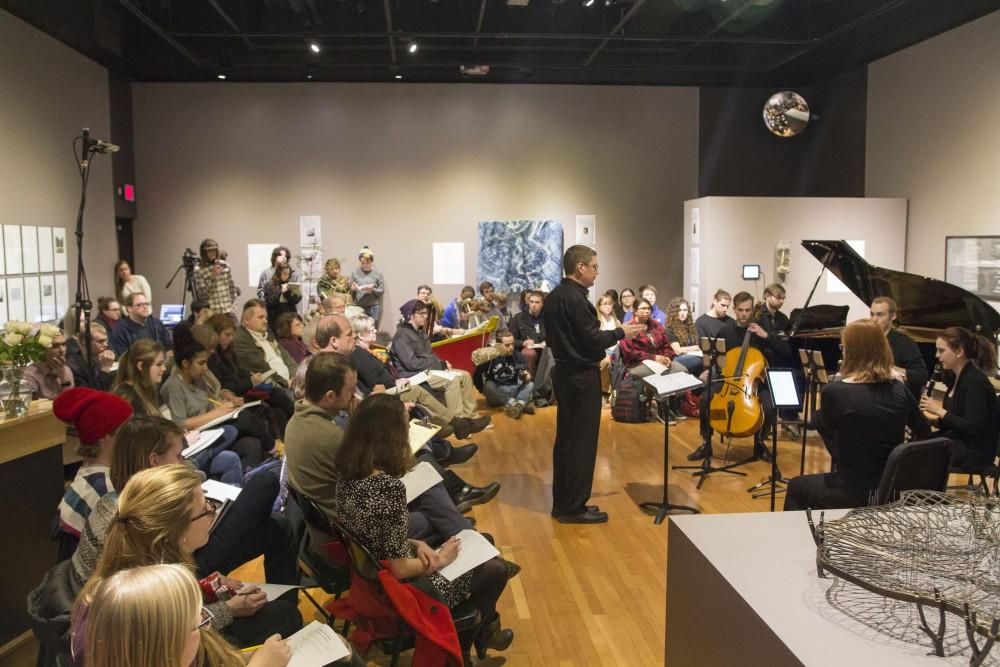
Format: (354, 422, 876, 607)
(718, 321, 792, 363)
(542, 278, 623, 367)
(351, 346, 396, 395)
(820, 380, 930, 481)
(887, 328, 929, 399)
(509, 311, 546, 348)
(940, 364, 999, 468)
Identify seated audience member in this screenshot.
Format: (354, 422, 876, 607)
(159, 331, 264, 480)
(509, 290, 546, 374)
(478, 281, 500, 317)
(114, 259, 152, 306)
(346, 313, 489, 439)
(24, 329, 73, 399)
(317, 257, 351, 303)
(869, 296, 929, 399)
(695, 289, 733, 339)
(74, 564, 292, 667)
(619, 287, 636, 323)
(72, 464, 302, 650)
(275, 312, 310, 365)
(319, 294, 348, 318)
(54, 388, 132, 537)
(195, 238, 240, 317)
(390, 299, 491, 425)
(95, 296, 122, 333)
(262, 264, 302, 332)
(334, 394, 514, 659)
(920, 326, 1000, 471)
(233, 299, 296, 388)
(207, 314, 295, 429)
(606, 289, 624, 322)
(665, 297, 704, 375)
(785, 320, 930, 510)
(65, 322, 116, 390)
(256, 245, 299, 300)
(482, 329, 535, 419)
(349, 246, 384, 324)
(618, 298, 682, 372)
(109, 292, 172, 356)
(416, 284, 459, 339)
(596, 294, 620, 394)
(184, 299, 215, 327)
(440, 285, 476, 330)
(624, 284, 666, 325)
(466, 297, 494, 329)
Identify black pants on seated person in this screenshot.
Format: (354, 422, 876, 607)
(783, 472, 879, 511)
(222, 598, 303, 649)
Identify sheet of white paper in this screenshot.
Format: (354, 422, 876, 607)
(402, 461, 444, 503)
(20, 226, 39, 274)
(36, 227, 53, 273)
(194, 401, 263, 432)
(575, 214, 596, 247)
(827, 240, 865, 293)
(642, 371, 703, 397)
(432, 242, 465, 285)
(437, 529, 501, 581)
(384, 380, 409, 396)
(3, 226, 22, 274)
(286, 621, 350, 666)
(247, 243, 279, 288)
(409, 419, 440, 454)
(39, 275, 56, 321)
(642, 359, 669, 375)
(182, 428, 225, 458)
(202, 478, 242, 502)
(52, 227, 68, 272)
(5, 277, 25, 322)
(23, 276, 41, 323)
(299, 215, 322, 248)
(54, 274, 69, 316)
(239, 582, 302, 603)
(429, 369, 457, 381)
(405, 370, 430, 386)
(0, 279, 7, 327)
(529, 342, 547, 349)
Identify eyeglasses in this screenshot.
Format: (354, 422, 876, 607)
(195, 606, 214, 630)
(191, 499, 219, 523)
(133, 302, 150, 309)
(106, 307, 121, 312)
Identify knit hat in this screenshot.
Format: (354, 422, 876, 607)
(53, 388, 133, 445)
(399, 299, 428, 320)
(358, 246, 374, 261)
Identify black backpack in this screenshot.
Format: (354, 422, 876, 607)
(611, 375, 648, 423)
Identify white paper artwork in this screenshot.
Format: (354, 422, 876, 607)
(299, 216, 321, 249)
(53, 227, 68, 272)
(3, 226, 22, 275)
(21, 226, 39, 274)
(575, 215, 596, 247)
(827, 240, 865, 293)
(247, 243, 279, 288)
(432, 242, 465, 285)
(55, 274, 69, 317)
(39, 275, 56, 321)
(24, 275, 41, 323)
(5, 277, 25, 322)
(37, 226, 54, 272)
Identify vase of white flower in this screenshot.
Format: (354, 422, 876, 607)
(0, 321, 61, 418)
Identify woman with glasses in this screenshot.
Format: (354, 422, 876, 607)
(72, 464, 302, 654)
(95, 296, 122, 333)
(76, 563, 292, 667)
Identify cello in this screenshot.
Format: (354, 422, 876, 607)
(709, 322, 768, 438)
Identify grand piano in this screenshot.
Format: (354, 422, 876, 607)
(788, 240, 1000, 371)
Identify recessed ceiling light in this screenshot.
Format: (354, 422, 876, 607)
(309, 41, 321, 54)
(395, 74, 403, 79)
(306, 74, 313, 79)
(408, 42, 418, 54)
(217, 73, 227, 80)
(584, 0, 595, 6)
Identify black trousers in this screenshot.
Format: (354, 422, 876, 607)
(551, 364, 603, 515)
(784, 472, 877, 511)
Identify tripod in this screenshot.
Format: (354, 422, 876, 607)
(165, 256, 199, 315)
(638, 374, 700, 524)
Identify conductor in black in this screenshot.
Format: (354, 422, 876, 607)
(544, 245, 643, 524)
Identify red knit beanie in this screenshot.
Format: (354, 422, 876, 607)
(53, 388, 133, 445)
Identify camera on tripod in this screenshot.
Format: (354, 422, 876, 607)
(182, 248, 200, 270)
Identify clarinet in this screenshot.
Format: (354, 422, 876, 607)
(925, 362, 942, 397)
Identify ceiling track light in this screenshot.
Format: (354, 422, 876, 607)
(216, 72, 227, 80)
(308, 41, 321, 54)
(407, 41, 418, 54)
(584, 0, 596, 6)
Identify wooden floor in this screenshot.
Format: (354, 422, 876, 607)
(234, 400, 837, 667)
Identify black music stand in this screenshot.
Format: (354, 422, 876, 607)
(748, 368, 802, 511)
(638, 371, 700, 524)
(796, 349, 829, 475)
(672, 336, 754, 490)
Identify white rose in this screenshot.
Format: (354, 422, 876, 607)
(37, 334, 53, 349)
(3, 332, 23, 347)
(13, 321, 32, 335)
(39, 324, 61, 338)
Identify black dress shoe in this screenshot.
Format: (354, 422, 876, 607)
(550, 504, 599, 518)
(467, 414, 492, 434)
(557, 508, 609, 524)
(442, 443, 478, 466)
(687, 443, 712, 461)
(452, 481, 501, 510)
(450, 417, 473, 440)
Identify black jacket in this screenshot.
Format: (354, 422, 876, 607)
(940, 364, 1000, 468)
(887, 328, 929, 398)
(351, 346, 396, 394)
(542, 278, 622, 367)
(509, 311, 546, 348)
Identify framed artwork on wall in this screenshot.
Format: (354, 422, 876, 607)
(945, 236, 1000, 302)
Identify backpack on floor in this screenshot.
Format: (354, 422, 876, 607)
(611, 376, 648, 423)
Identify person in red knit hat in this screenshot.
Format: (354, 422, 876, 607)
(54, 388, 133, 538)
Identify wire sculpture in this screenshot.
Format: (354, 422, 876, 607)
(807, 491, 1000, 666)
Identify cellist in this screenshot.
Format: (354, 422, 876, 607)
(688, 291, 792, 463)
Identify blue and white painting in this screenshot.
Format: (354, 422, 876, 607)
(477, 220, 563, 294)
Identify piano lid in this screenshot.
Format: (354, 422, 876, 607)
(802, 240, 1000, 337)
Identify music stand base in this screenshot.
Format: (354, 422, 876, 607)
(674, 454, 755, 490)
(639, 501, 699, 525)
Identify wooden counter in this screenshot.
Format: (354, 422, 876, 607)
(0, 400, 65, 647)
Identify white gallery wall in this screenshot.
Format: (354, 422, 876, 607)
(130, 82, 699, 326)
(684, 197, 908, 323)
(0, 12, 117, 323)
(866, 10, 1000, 292)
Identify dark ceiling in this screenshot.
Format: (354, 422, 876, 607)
(3, 0, 998, 86)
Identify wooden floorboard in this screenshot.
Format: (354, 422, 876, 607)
(234, 399, 836, 666)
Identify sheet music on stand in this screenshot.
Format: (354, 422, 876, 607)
(641, 371, 703, 397)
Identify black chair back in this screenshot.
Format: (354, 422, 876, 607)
(286, 485, 338, 540)
(875, 437, 952, 505)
